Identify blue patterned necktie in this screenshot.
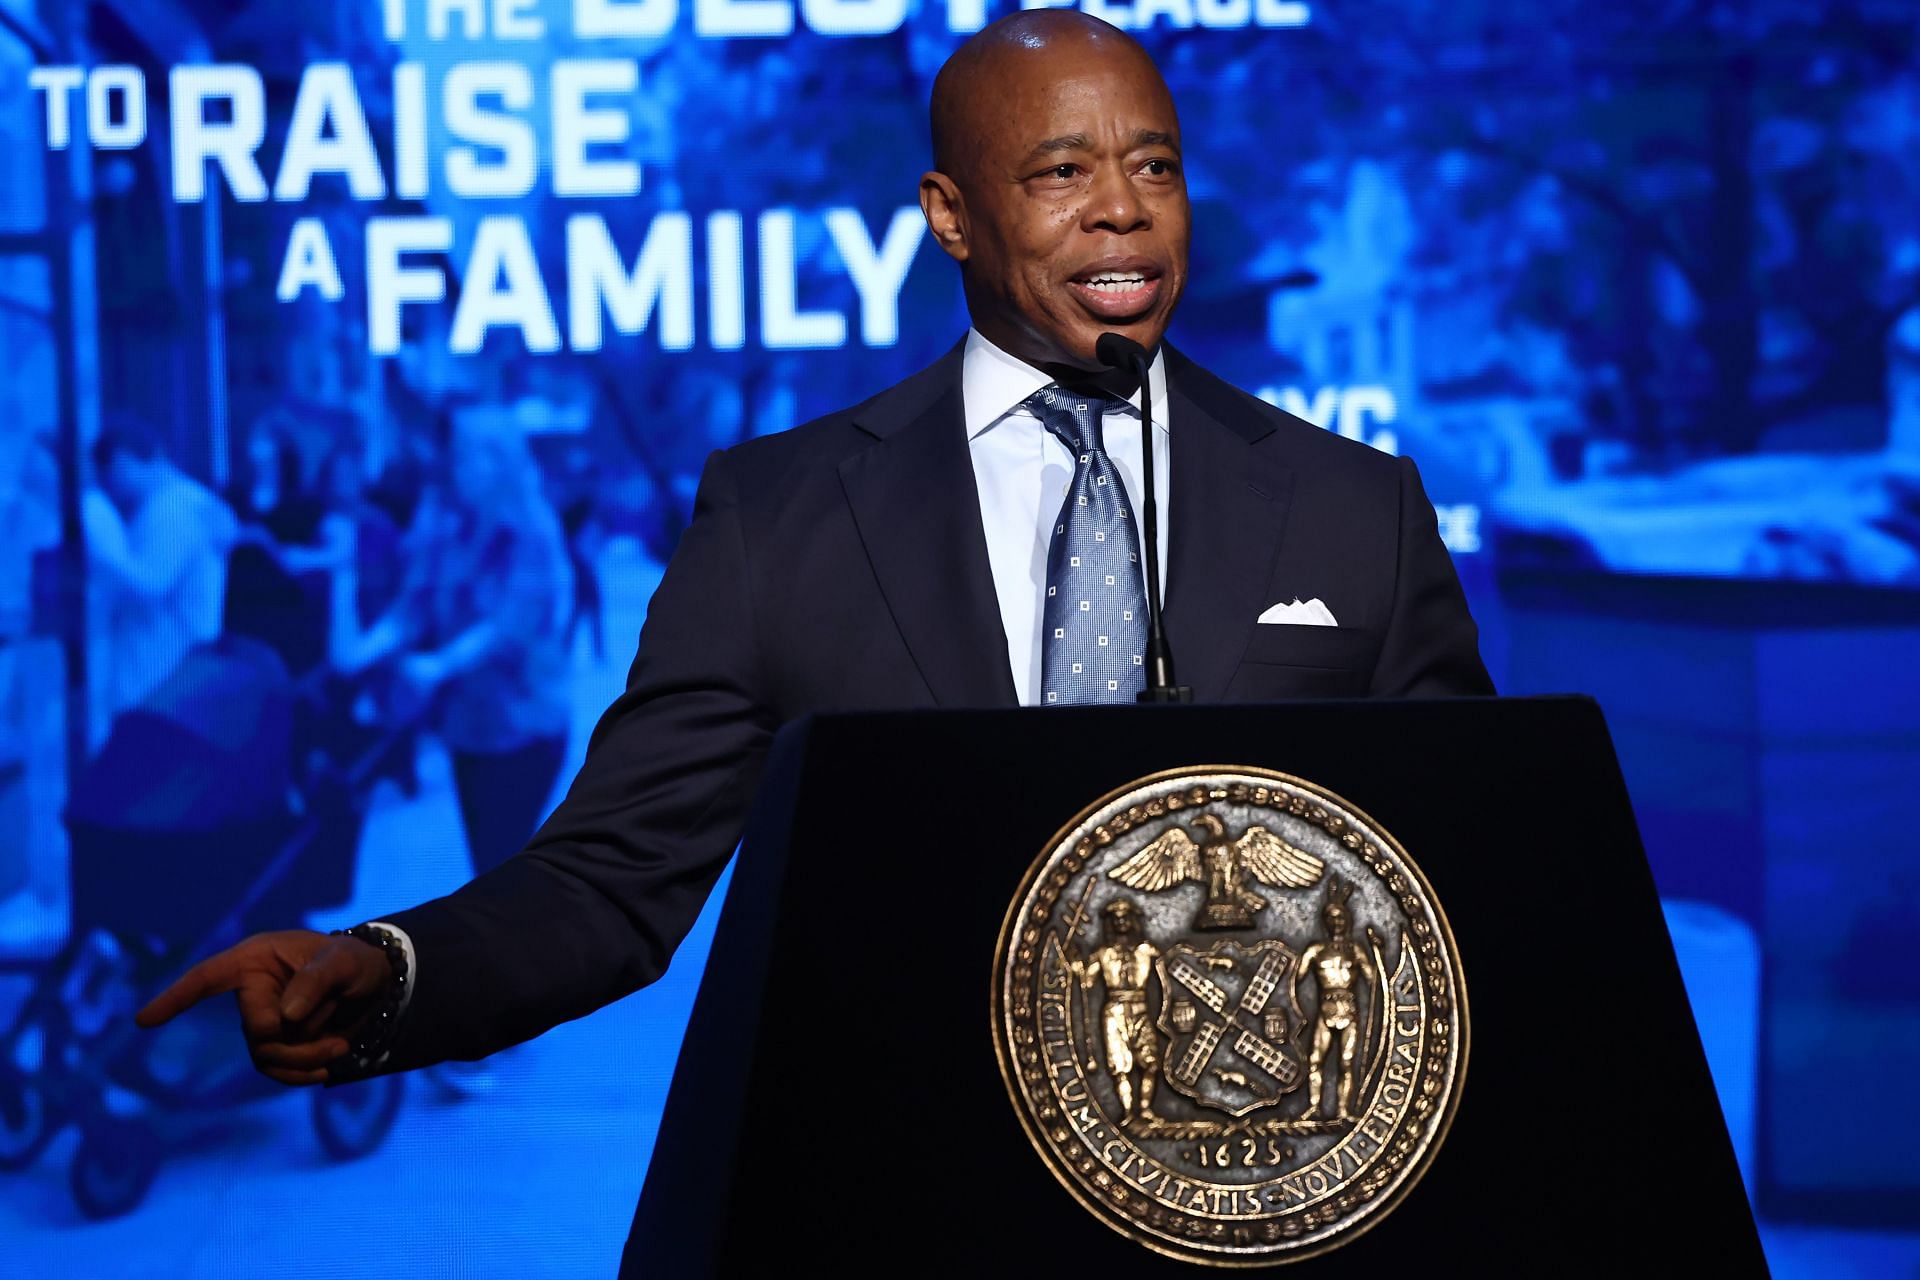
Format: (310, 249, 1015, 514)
(1028, 386, 1149, 705)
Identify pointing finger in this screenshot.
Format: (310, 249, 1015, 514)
(135, 951, 248, 1028)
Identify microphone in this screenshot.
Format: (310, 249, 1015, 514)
(1095, 332, 1191, 703)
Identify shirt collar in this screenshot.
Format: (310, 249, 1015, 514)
(961, 327, 1171, 442)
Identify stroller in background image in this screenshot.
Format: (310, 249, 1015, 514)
(0, 636, 417, 1220)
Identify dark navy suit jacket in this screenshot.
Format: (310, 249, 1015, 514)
(379, 342, 1492, 1072)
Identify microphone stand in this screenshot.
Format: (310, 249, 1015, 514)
(1116, 343, 1191, 704)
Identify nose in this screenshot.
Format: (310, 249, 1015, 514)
(1083, 162, 1150, 235)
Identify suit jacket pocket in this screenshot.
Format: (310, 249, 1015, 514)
(1238, 624, 1376, 672)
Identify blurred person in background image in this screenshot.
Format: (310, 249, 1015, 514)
(328, 412, 574, 878)
(0, 429, 57, 701)
(88, 415, 238, 716)
(224, 410, 332, 679)
(0, 430, 57, 645)
(315, 439, 404, 627)
(81, 444, 134, 751)
(0, 430, 58, 935)
(553, 442, 609, 664)
(291, 435, 416, 797)
(229, 409, 326, 553)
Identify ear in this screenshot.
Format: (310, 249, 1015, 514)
(919, 171, 970, 263)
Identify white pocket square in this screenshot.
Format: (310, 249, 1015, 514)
(1257, 597, 1338, 627)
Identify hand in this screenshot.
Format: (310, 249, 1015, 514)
(134, 930, 393, 1086)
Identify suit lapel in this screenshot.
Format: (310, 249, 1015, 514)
(1161, 352, 1296, 702)
(838, 350, 1020, 708)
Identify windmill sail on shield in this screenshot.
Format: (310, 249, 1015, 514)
(1154, 938, 1305, 1117)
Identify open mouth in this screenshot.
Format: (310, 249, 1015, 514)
(1067, 266, 1163, 319)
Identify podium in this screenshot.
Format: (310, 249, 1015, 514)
(626, 697, 1766, 1275)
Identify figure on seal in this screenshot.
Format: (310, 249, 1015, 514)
(1073, 898, 1163, 1127)
(1296, 878, 1376, 1120)
(1109, 813, 1324, 931)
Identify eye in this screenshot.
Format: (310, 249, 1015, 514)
(1046, 163, 1078, 180)
(1142, 158, 1178, 177)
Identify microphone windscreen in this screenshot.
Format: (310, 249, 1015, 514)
(1094, 332, 1148, 371)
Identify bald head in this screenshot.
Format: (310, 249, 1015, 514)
(918, 12, 1190, 370)
(931, 12, 1166, 183)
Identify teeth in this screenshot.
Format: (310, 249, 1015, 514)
(1083, 274, 1147, 293)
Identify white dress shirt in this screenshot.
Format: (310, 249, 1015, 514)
(961, 328, 1171, 707)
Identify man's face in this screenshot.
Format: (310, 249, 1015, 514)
(924, 40, 1189, 369)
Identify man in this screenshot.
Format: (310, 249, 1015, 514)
(138, 0, 1487, 1161)
(1073, 898, 1162, 1127)
(90, 415, 239, 715)
(1297, 878, 1377, 1121)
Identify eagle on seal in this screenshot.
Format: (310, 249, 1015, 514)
(1109, 814, 1325, 930)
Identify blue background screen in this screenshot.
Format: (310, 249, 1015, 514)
(0, 0, 1915, 1273)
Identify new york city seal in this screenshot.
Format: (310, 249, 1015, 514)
(992, 767, 1467, 1266)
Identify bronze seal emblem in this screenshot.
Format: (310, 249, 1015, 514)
(992, 767, 1467, 1266)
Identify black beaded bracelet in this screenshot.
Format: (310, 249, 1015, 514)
(328, 923, 409, 1077)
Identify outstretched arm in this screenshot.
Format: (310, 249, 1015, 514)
(375, 449, 776, 1071)
(139, 449, 777, 1080)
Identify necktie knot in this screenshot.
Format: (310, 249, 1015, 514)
(1024, 387, 1124, 458)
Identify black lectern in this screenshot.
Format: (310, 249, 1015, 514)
(627, 698, 1766, 1275)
